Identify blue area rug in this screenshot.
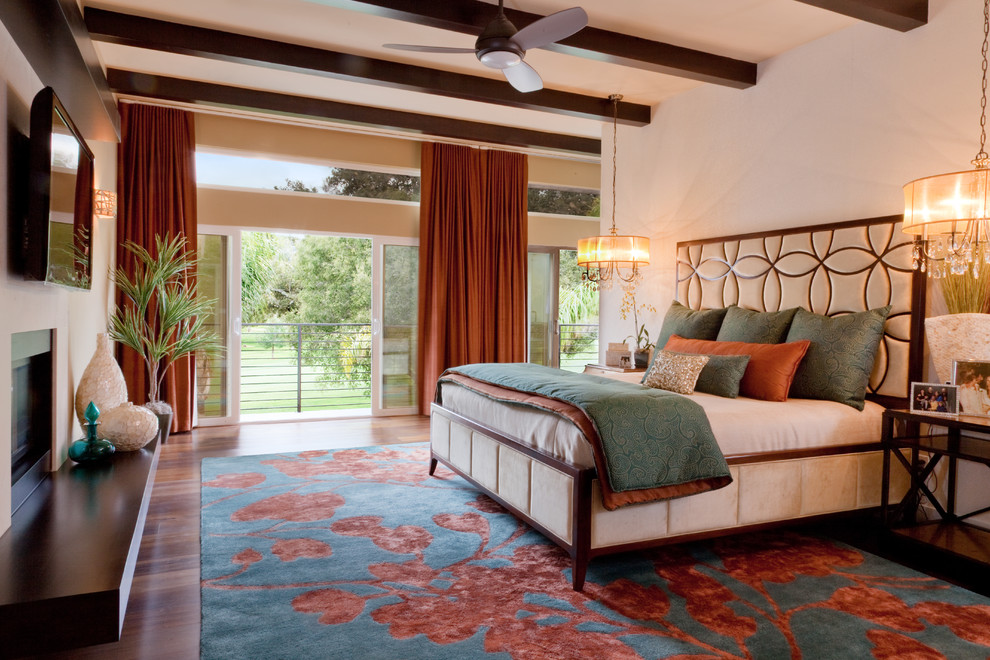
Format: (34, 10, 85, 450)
(201, 443, 990, 659)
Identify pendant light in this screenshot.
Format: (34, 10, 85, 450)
(577, 94, 650, 289)
(902, 0, 990, 279)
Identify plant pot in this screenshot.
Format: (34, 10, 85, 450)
(924, 313, 990, 383)
(155, 411, 173, 445)
(633, 349, 652, 368)
(144, 401, 174, 445)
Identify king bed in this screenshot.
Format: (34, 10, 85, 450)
(429, 214, 925, 590)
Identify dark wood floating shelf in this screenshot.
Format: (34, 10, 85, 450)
(0, 437, 159, 657)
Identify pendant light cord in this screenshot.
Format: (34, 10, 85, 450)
(976, 0, 989, 167)
(608, 93, 621, 236)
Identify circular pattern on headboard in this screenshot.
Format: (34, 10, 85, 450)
(676, 216, 923, 402)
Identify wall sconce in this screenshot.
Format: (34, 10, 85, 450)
(94, 189, 117, 218)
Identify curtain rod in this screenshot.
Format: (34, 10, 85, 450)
(116, 97, 600, 164)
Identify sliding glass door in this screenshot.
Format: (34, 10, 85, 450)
(371, 238, 419, 415)
(528, 248, 599, 371)
(197, 227, 418, 423)
(197, 226, 241, 426)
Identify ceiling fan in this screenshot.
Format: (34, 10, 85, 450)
(383, 0, 588, 93)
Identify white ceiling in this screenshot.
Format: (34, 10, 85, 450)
(84, 0, 862, 142)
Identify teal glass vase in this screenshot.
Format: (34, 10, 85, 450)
(68, 401, 115, 465)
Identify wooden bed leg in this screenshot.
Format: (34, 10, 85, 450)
(429, 457, 438, 475)
(572, 557, 588, 592)
(571, 470, 592, 592)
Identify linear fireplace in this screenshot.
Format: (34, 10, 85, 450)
(10, 329, 53, 514)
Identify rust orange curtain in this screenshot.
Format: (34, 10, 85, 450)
(417, 143, 528, 415)
(115, 103, 198, 433)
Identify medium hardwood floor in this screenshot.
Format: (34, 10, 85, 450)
(30, 415, 430, 660)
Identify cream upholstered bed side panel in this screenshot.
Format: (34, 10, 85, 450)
(432, 408, 912, 552)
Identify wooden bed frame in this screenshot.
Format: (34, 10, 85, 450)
(429, 214, 926, 590)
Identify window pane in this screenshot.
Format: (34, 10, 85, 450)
(528, 252, 553, 366)
(528, 185, 600, 217)
(196, 152, 419, 201)
(197, 234, 228, 418)
(558, 249, 599, 371)
(382, 244, 419, 409)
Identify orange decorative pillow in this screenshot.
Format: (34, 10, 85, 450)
(663, 335, 811, 402)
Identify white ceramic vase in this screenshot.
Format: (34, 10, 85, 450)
(74, 333, 128, 425)
(100, 403, 159, 451)
(924, 313, 990, 383)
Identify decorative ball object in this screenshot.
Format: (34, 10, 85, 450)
(75, 333, 128, 426)
(99, 403, 159, 451)
(68, 401, 115, 465)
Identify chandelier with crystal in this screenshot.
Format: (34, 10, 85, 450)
(902, 0, 990, 279)
(577, 94, 649, 289)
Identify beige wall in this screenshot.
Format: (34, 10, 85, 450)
(599, 0, 970, 345)
(0, 22, 116, 536)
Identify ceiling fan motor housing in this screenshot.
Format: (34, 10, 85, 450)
(476, 12, 524, 69)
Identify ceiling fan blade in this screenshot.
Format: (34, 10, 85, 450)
(382, 44, 477, 54)
(503, 61, 543, 93)
(511, 7, 588, 51)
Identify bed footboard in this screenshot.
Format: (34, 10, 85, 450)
(430, 403, 911, 591)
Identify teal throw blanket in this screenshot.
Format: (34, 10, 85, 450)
(443, 363, 730, 498)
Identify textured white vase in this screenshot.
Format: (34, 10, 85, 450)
(75, 333, 128, 426)
(925, 314, 990, 383)
(100, 403, 159, 451)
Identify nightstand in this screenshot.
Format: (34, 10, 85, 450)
(881, 408, 990, 566)
(583, 363, 646, 379)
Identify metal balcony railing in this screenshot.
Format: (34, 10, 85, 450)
(239, 321, 598, 414)
(558, 323, 599, 371)
(241, 322, 372, 414)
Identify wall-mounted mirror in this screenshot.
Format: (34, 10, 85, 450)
(24, 87, 94, 289)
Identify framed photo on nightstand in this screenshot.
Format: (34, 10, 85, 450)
(952, 360, 990, 416)
(910, 381, 959, 415)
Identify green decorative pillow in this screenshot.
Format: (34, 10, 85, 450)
(694, 354, 752, 398)
(642, 350, 710, 395)
(785, 306, 892, 410)
(717, 306, 799, 344)
(654, 301, 728, 354)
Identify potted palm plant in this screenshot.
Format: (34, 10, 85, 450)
(925, 269, 990, 382)
(108, 234, 221, 440)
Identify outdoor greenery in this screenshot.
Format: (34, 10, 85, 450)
(528, 186, 600, 216)
(240, 232, 373, 401)
(558, 249, 599, 362)
(276, 168, 420, 201)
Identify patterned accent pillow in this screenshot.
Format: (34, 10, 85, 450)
(664, 335, 811, 402)
(694, 354, 752, 398)
(654, 302, 728, 358)
(717, 306, 799, 344)
(785, 306, 892, 410)
(642, 350, 710, 395)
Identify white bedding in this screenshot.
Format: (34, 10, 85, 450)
(438, 379, 885, 468)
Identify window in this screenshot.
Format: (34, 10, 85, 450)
(528, 185, 599, 217)
(195, 152, 419, 201)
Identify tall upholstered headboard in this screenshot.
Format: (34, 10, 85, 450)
(675, 215, 926, 407)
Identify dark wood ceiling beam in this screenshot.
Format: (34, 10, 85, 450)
(335, 0, 756, 89)
(794, 0, 927, 31)
(85, 8, 650, 126)
(106, 69, 602, 156)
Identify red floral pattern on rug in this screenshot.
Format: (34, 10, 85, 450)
(201, 445, 990, 659)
